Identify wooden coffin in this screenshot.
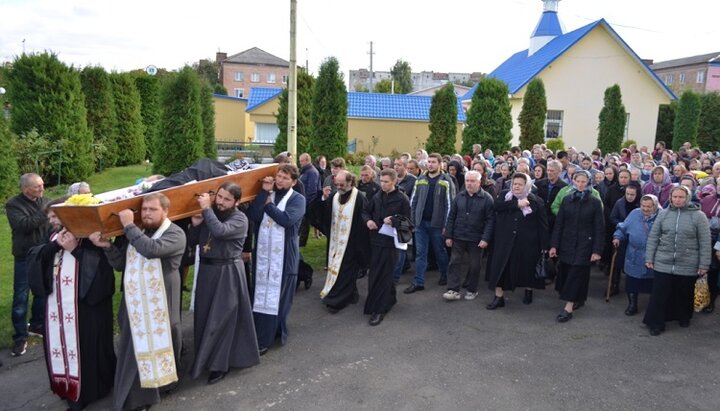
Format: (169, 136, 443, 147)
(52, 163, 278, 238)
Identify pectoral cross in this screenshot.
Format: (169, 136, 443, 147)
(203, 243, 211, 253)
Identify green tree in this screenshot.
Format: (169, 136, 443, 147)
(597, 84, 626, 155)
(518, 78, 547, 149)
(6, 52, 95, 182)
(462, 78, 512, 155)
(0, 114, 19, 203)
(353, 84, 369, 92)
(110, 73, 146, 166)
(275, 69, 315, 156)
(426, 83, 457, 154)
(80, 66, 119, 169)
(134, 74, 162, 160)
(193, 58, 222, 89)
(390, 59, 413, 94)
(310, 57, 347, 160)
(199, 82, 217, 159)
(154, 67, 204, 175)
(672, 90, 701, 150)
(373, 79, 394, 93)
(697, 92, 720, 152)
(655, 102, 676, 145)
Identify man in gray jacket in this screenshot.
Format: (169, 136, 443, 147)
(404, 153, 456, 293)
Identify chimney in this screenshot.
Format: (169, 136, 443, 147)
(216, 51, 227, 62)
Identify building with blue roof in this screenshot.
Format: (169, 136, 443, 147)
(462, 0, 675, 152)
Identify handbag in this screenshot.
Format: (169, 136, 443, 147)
(694, 276, 710, 312)
(534, 252, 547, 280)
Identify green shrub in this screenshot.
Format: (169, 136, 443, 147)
(545, 138, 565, 153)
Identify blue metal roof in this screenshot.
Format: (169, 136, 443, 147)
(246, 87, 283, 112)
(531, 11, 563, 38)
(460, 19, 676, 101)
(347, 92, 465, 122)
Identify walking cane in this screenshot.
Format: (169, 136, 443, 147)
(605, 249, 618, 302)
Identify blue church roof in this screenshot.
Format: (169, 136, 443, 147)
(347, 92, 466, 122)
(460, 19, 676, 101)
(246, 87, 283, 112)
(531, 11, 563, 37)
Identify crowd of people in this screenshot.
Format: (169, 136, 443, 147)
(4, 139, 720, 410)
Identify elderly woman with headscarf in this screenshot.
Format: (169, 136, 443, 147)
(612, 194, 661, 315)
(700, 176, 720, 313)
(447, 160, 466, 192)
(642, 165, 674, 205)
(549, 170, 604, 322)
(643, 185, 710, 336)
(486, 173, 549, 309)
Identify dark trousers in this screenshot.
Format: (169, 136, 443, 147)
(12, 258, 45, 342)
(447, 240, 483, 293)
(643, 271, 695, 330)
(299, 217, 310, 247)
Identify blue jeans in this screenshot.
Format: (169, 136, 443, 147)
(413, 220, 448, 287)
(392, 249, 407, 282)
(12, 259, 45, 342)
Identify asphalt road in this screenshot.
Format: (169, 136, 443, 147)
(2, 267, 719, 410)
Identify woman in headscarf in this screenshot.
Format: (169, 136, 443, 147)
(612, 194, 660, 316)
(597, 165, 618, 201)
(486, 173, 549, 309)
(484, 149, 496, 167)
(549, 171, 604, 322)
(644, 186, 710, 336)
(447, 160, 466, 192)
(494, 162, 512, 195)
(700, 176, 720, 313)
(642, 165, 674, 205)
(603, 168, 632, 293)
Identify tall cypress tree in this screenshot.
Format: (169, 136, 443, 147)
(672, 90, 701, 150)
(110, 73, 146, 166)
(310, 57, 347, 160)
(6, 52, 94, 182)
(154, 68, 204, 175)
(426, 83, 458, 154)
(655, 102, 676, 145)
(134, 74, 161, 161)
(200, 82, 217, 159)
(462, 78, 512, 155)
(275, 69, 315, 156)
(80, 66, 119, 169)
(0, 114, 19, 203)
(518, 78, 547, 149)
(597, 84, 626, 155)
(697, 92, 720, 152)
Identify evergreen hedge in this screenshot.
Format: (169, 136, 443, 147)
(462, 78, 513, 155)
(80, 66, 119, 169)
(597, 84, 626, 155)
(200, 82, 217, 159)
(672, 90, 701, 150)
(110, 73, 146, 166)
(518, 78, 547, 150)
(698, 92, 720, 152)
(274, 69, 315, 156)
(0, 115, 19, 203)
(134, 75, 161, 161)
(426, 83, 457, 155)
(310, 57, 347, 160)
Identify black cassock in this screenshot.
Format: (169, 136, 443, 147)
(310, 189, 369, 310)
(29, 239, 116, 409)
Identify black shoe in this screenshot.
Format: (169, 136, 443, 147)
(556, 309, 573, 323)
(350, 293, 359, 304)
(11, 340, 27, 357)
(438, 278, 447, 286)
(486, 296, 505, 310)
(357, 269, 367, 279)
(679, 320, 690, 328)
(649, 328, 663, 336)
(258, 346, 269, 356)
(572, 301, 585, 310)
(208, 371, 227, 385)
(404, 284, 425, 294)
(624, 293, 638, 316)
(522, 289, 533, 305)
(326, 305, 340, 314)
(609, 283, 620, 296)
(702, 301, 715, 313)
(66, 399, 84, 411)
(162, 379, 181, 394)
(28, 324, 44, 338)
(304, 277, 313, 290)
(369, 313, 384, 326)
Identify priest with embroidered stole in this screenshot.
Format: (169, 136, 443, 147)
(362, 169, 411, 326)
(188, 182, 260, 385)
(310, 170, 369, 313)
(89, 192, 186, 411)
(29, 198, 116, 411)
(248, 164, 305, 355)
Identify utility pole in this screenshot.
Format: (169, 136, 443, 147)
(288, 0, 297, 160)
(368, 41, 375, 92)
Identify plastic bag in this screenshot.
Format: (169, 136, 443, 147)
(694, 276, 710, 312)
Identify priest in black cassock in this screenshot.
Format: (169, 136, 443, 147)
(188, 182, 260, 385)
(310, 170, 369, 313)
(29, 199, 116, 411)
(248, 164, 305, 355)
(362, 169, 411, 326)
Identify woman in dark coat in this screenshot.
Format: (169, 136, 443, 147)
(472, 160, 497, 199)
(550, 170, 604, 322)
(486, 173, 549, 309)
(447, 160, 466, 192)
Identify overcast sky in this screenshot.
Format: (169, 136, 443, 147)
(1, 0, 718, 79)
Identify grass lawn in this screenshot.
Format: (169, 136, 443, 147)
(0, 163, 328, 349)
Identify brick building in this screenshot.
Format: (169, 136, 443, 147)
(650, 52, 720, 94)
(218, 47, 289, 99)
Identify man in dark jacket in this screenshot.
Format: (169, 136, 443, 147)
(298, 153, 320, 247)
(405, 153, 457, 293)
(443, 171, 495, 301)
(358, 165, 380, 200)
(535, 159, 567, 232)
(5, 173, 49, 356)
(362, 169, 411, 325)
